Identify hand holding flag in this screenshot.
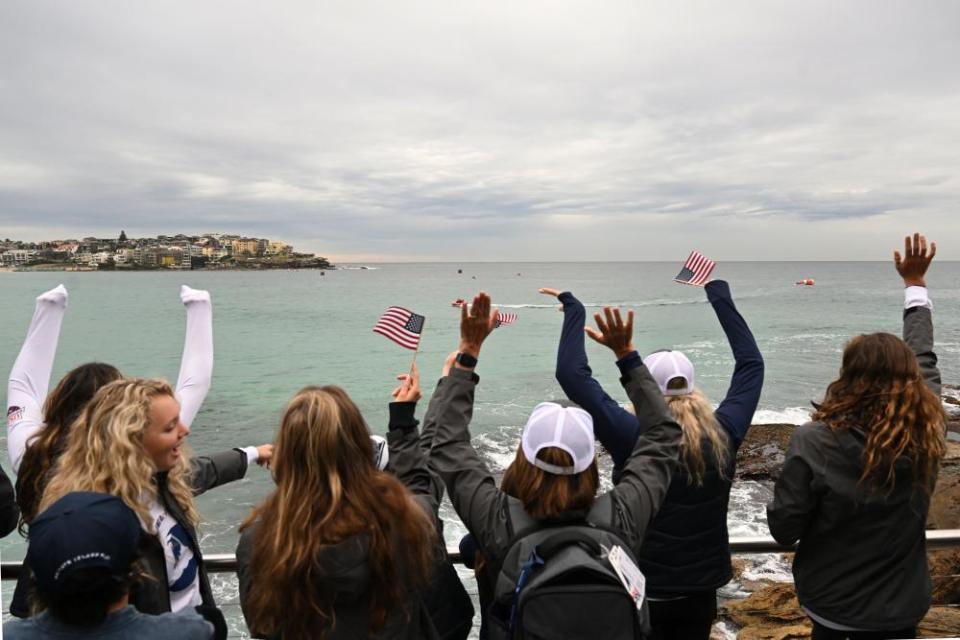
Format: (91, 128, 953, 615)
(674, 251, 716, 286)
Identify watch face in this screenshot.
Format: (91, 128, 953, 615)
(456, 352, 478, 367)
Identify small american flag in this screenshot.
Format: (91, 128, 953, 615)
(674, 251, 716, 286)
(373, 306, 425, 350)
(495, 312, 518, 328)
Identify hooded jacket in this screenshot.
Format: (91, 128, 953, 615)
(767, 304, 941, 630)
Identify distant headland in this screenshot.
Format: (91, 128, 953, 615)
(0, 231, 332, 271)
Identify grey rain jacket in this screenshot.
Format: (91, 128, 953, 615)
(767, 305, 941, 630)
(133, 449, 249, 615)
(429, 361, 682, 586)
(236, 415, 443, 640)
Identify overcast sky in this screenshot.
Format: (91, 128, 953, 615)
(1, 1, 958, 261)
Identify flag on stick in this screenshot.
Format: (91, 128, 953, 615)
(674, 251, 716, 286)
(494, 312, 518, 328)
(373, 306, 425, 350)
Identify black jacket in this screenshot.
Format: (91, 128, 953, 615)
(0, 462, 18, 537)
(767, 305, 940, 629)
(132, 449, 249, 615)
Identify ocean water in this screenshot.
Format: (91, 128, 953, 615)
(3, 262, 959, 636)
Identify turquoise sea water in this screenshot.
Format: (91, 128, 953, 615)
(3, 262, 960, 636)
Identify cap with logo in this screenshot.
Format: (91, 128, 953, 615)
(27, 492, 141, 594)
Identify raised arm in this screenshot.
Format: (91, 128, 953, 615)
(707, 280, 765, 446)
(7, 285, 68, 472)
(585, 307, 682, 551)
(542, 287, 640, 470)
(895, 233, 941, 396)
(175, 286, 213, 428)
(386, 364, 438, 505)
(429, 292, 513, 558)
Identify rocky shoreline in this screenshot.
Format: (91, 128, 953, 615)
(718, 385, 960, 638)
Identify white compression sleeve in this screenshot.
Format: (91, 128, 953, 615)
(7, 285, 69, 472)
(175, 286, 214, 428)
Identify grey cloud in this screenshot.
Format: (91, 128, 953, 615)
(1, 0, 959, 260)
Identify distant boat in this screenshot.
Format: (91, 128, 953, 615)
(796, 278, 815, 286)
(451, 298, 466, 307)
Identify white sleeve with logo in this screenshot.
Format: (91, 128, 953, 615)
(7, 285, 69, 473)
(175, 286, 213, 428)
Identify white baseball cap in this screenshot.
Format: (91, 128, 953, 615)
(521, 402, 595, 475)
(643, 350, 695, 396)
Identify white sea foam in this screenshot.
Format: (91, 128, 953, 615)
(752, 407, 812, 425)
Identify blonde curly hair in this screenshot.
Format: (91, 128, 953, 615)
(40, 378, 199, 530)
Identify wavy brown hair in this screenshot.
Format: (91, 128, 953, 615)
(813, 332, 946, 494)
(16, 363, 122, 533)
(501, 446, 599, 520)
(240, 386, 437, 639)
(40, 378, 199, 530)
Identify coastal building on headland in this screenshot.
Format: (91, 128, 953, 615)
(0, 232, 332, 271)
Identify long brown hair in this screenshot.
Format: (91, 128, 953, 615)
(40, 378, 199, 530)
(16, 362, 122, 532)
(813, 332, 946, 493)
(240, 386, 436, 639)
(501, 446, 599, 520)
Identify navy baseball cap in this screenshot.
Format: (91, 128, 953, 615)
(27, 492, 141, 594)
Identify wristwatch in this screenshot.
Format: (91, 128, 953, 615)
(455, 352, 478, 368)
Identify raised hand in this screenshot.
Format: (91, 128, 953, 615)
(459, 292, 499, 357)
(392, 363, 422, 403)
(585, 306, 636, 360)
(894, 232, 936, 287)
(539, 287, 561, 298)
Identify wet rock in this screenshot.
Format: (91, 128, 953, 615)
(720, 583, 809, 639)
(735, 424, 795, 481)
(929, 548, 960, 604)
(919, 606, 960, 637)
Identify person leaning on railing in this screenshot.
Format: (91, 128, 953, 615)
(768, 233, 947, 640)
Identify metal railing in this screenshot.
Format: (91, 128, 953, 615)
(4, 530, 960, 580)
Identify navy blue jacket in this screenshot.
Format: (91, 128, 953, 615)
(554, 280, 764, 594)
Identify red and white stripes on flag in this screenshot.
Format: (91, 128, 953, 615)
(495, 312, 518, 328)
(373, 306, 426, 350)
(674, 251, 716, 286)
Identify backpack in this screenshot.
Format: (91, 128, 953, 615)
(488, 495, 650, 640)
